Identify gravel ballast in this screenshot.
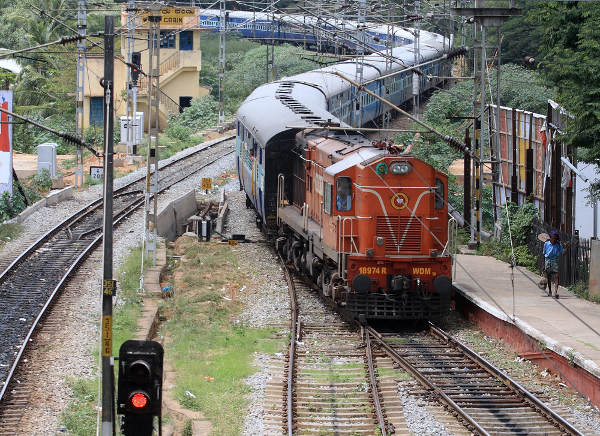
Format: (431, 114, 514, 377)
(5, 137, 236, 435)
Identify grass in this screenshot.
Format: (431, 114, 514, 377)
(160, 237, 286, 435)
(60, 377, 98, 435)
(568, 281, 600, 304)
(0, 223, 23, 246)
(376, 367, 411, 380)
(61, 246, 147, 435)
(158, 134, 205, 160)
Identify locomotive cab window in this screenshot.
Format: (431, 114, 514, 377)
(323, 182, 333, 214)
(434, 178, 444, 209)
(336, 177, 353, 211)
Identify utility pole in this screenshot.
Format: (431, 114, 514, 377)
(265, 0, 275, 83)
(451, 1, 520, 247)
(143, 4, 161, 268)
(353, 0, 366, 128)
(218, 0, 226, 130)
(75, 0, 86, 186)
(412, 0, 420, 119)
(383, 1, 393, 130)
(100, 15, 115, 436)
(126, 0, 138, 155)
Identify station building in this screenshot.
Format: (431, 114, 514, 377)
(82, 6, 210, 132)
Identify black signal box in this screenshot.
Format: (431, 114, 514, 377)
(117, 340, 164, 417)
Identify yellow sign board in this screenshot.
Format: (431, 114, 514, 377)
(141, 8, 196, 26)
(101, 315, 112, 357)
(201, 177, 212, 191)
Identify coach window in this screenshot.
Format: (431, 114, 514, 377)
(336, 177, 352, 211)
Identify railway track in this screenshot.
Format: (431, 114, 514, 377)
(368, 323, 587, 436)
(271, 256, 400, 436)
(0, 136, 235, 415)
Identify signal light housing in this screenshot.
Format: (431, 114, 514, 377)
(117, 340, 163, 417)
(131, 51, 141, 84)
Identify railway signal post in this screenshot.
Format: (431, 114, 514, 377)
(101, 15, 116, 436)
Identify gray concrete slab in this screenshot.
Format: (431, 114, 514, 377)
(453, 254, 600, 379)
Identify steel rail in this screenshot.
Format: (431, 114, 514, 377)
(365, 330, 387, 436)
(428, 323, 585, 436)
(277, 251, 297, 436)
(0, 138, 234, 402)
(366, 326, 491, 436)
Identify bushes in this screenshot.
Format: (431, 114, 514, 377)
(499, 201, 538, 247)
(476, 202, 539, 269)
(167, 96, 219, 135)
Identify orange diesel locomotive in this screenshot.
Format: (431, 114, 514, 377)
(276, 130, 453, 320)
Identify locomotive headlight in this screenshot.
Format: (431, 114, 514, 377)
(390, 161, 412, 175)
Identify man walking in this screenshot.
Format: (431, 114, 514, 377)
(543, 232, 568, 299)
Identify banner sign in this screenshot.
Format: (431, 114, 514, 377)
(0, 91, 12, 195)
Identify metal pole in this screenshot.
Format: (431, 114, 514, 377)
(144, 4, 161, 265)
(413, 0, 420, 119)
(218, 0, 226, 130)
(75, 0, 86, 186)
(354, 0, 366, 128)
(464, 128, 471, 228)
(126, 0, 137, 154)
(469, 17, 478, 245)
(594, 199, 598, 239)
(100, 16, 115, 436)
(477, 22, 486, 246)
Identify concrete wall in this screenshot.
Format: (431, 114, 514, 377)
(590, 239, 600, 297)
(156, 190, 198, 241)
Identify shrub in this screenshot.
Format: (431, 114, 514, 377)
(27, 169, 52, 192)
(500, 202, 538, 247)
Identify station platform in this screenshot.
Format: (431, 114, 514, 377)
(452, 254, 600, 408)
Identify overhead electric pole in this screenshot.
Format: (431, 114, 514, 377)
(126, 0, 139, 155)
(100, 16, 115, 436)
(218, 0, 226, 130)
(143, 4, 161, 268)
(412, 0, 421, 119)
(451, 1, 520, 246)
(75, 0, 86, 186)
(353, 0, 367, 128)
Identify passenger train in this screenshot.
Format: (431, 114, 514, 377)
(235, 24, 458, 320)
(197, 9, 416, 52)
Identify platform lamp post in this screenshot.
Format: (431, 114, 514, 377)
(100, 15, 116, 436)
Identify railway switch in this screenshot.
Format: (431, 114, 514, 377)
(117, 340, 163, 435)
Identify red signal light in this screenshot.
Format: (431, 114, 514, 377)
(130, 392, 149, 409)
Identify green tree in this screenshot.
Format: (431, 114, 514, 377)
(531, 2, 600, 164)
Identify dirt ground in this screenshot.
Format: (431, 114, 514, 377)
(12, 151, 144, 186)
(12, 130, 234, 187)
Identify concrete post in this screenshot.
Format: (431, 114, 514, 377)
(590, 239, 600, 297)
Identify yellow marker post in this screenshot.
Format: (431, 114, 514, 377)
(201, 177, 212, 194)
(102, 315, 113, 357)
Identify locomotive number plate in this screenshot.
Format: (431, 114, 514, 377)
(358, 266, 387, 275)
